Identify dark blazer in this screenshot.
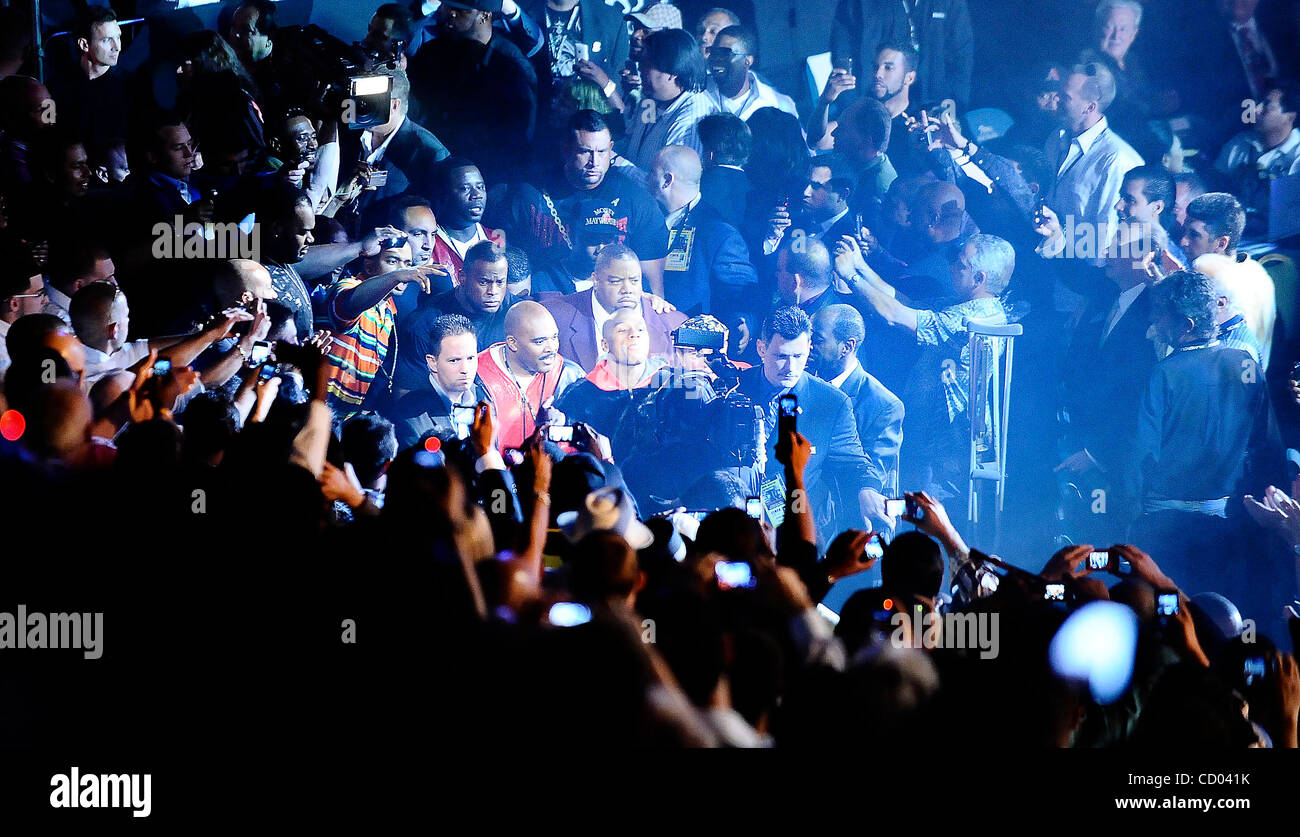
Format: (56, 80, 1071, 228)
(1062, 285, 1157, 478)
(700, 165, 752, 230)
(739, 367, 874, 545)
(388, 379, 494, 450)
(831, 364, 904, 534)
(664, 199, 759, 329)
(830, 0, 974, 106)
(339, 116, 450, 213)
(543, 289, 687, 373)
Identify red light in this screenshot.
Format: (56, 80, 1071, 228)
(882, 598, 894, 611)
(424, 436, 441, 453)
(0, 410, 24, 441)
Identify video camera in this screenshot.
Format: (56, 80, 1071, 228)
(272, 25, 398, 129)
(671, 322, 743, 394)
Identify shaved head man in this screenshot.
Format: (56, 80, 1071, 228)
(504, 300, 562, 376)
(479, 300, 585, 450)
(649, 145, 704, 215)
(214, 258, 277, 308)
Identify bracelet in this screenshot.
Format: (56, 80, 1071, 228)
(235, 343, 250, 362)
(602, 79, 616, 98)
(535, 491, 551, 506)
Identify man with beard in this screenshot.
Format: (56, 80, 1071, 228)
(269, 110, 340, 216)
(408, 0, 538, 186)
(702, 26, 796, 121)
(809, 303, 903, 536)
(503, 110, 669, 297)
(476, 299, 585, 450)
(868, 41, 927, 177)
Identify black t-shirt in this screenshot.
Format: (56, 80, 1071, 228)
(502, 168, 670, 264)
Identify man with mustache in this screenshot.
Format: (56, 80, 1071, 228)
(269, 110, 340, 216)
(475, 299, 584, 450)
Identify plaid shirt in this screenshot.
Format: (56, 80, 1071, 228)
(620, 90, 718, 172)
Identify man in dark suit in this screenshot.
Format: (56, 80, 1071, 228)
(810, 304, 904, 536)
(830, 0, 974, 108)
(387, 313, 495, 448)
(1056, 227, 1161, 542)
(698, 112, 753, 229)
(647, 145, 759, 333)
(542, 243, 686, 372)
(337, 68, 450, 221)
(739, 306, 879, 546)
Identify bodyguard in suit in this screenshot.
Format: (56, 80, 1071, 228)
(542, 243, 687, 372)
(739, 306, 879, 547)
(337, 68, 450, 221)
(830, 0, 974, 108)
(1056, 225, 1161, 540)
(647, 145, 759, 332)
(388, 313, 495, 449)
(698, 112, 753, 230)
(810, 304, 904, 535)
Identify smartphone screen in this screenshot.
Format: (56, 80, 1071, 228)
(1156, 593, 1179, 617)
(250, 341, 273, 365)
(152, 359, 171, 376)
(1087, 550, 1109, 571)
(548, 602, 592, 627)
(1044, 583, 1066, 601)
(548, 425, 575, 443)
(864, 532, 885, 560)
(745, 497, 763, 519)
(885, 498, 906, 518)
(778, 394, 797, 437)
(716, 561, 756, 589)
(452, 405, 476, 425)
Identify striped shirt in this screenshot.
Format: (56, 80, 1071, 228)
(325, 273, 397, 409)
(621, 90, 719, 172)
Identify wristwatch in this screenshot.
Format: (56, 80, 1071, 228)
(602, 79, 617, 98)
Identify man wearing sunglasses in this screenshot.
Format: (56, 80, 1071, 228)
(0, 256, 47, 378)
(702, 26, 796, 122)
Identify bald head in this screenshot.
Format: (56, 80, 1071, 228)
(69, 281, 128, 353)
(602, 308, 650, 368)
(915, 181, 966, 244)
(214, 258, 276, 307)
(0, 75, 52, 138)
(649, 145, 703, 213)
(505, 300, 561, 374)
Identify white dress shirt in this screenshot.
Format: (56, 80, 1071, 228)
(829, 355, 861, 389)
(43, 285, 73, 326)
(360, 115, 406, 166)
(82, 339, 152, 389)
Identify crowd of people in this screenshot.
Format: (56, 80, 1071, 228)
(1, 0, 1299, 749)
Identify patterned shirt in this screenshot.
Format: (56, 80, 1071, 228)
(621, 90, 719, 172)
(324, 273, 398, 410)
(914, 296, 1007, 423)
(266, 262, 315, 341)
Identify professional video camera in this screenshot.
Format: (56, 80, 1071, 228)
(671, 317, 744, 395)
(272, 25, 398, 128)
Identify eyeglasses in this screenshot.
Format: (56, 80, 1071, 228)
(11, 287, 47, 300)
